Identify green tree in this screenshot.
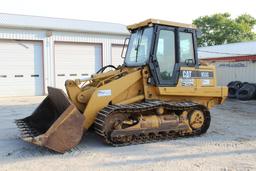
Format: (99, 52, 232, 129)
(193, 13, 256, 47)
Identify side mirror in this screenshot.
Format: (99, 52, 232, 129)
(185, 59, 194, 66)
(196, 29, 202, 38)
(121, 37, 129, 58)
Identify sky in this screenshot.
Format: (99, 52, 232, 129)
(0, 0, 256, 25)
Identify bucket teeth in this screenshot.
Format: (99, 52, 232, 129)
(17, 124, 29, 129)
(21, 134, 32, 138)
(20, 131, 39, 138)
(19, 128, 29, 131)
(21, 130, 37, 136)
(15, 119, 41, 138)
(15, 120, 23, 124)
(15, 120, 26, 126)
(14, 87, 85, 153)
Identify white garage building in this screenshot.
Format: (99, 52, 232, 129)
(198, 41, 256, 86)
(0, 13, 129, 97)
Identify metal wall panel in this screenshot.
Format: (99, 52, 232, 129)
(0, 40, 44, 96)
(215, 61, 256, 86)
(198, 41, 256, 59)
(0, 27, 128, 96)
(111, 44, 127, 67)
(54, 42, 102, 91)
(0, 28, 45, 40)
(52, 32, 128, 77)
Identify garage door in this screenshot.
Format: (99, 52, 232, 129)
(0, 40, 44, 97)
(54, 42, 102, 91)
(111, 45, 126, 67)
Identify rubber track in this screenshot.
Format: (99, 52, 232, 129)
(94, 100, 210, 146)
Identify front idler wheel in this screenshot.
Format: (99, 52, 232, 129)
(188, 109, 210, 135)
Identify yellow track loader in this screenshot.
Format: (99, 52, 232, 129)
(16, 19, 228, 153)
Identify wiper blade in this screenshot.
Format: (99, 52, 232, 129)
(135, 29, 144, 62)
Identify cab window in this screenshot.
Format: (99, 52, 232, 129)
(179, 32, 195, 64)
(156, 30, 175, 80)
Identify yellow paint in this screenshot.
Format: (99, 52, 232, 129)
(65, 64, 227, 130)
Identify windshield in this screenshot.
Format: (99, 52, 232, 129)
(124, 27, 153, 66)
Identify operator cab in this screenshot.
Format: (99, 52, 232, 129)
(124, 19, 199, 86)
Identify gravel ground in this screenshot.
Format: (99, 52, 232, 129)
(0, 96, 255, 171)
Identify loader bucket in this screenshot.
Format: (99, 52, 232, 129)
(15, 87, 85, 153)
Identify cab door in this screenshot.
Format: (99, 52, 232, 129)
(150, 26, 179, 86)
(178, 28, 198, 67)
(178, 28, 199, 87)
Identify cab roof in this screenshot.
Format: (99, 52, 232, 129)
(127, 18, 196, 30)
